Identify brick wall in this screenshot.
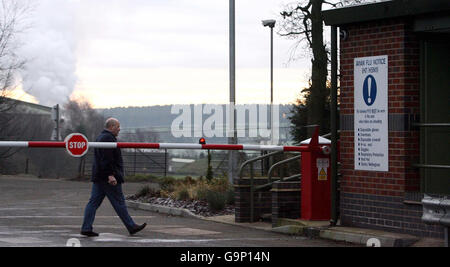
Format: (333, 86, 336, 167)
(234, 178, 272, 223)
(234, 178, 302, 224)
(271, 181, 301, 227)
(339, 18, 444, 238)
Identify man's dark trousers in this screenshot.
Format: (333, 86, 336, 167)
(81, 181, 136, 233)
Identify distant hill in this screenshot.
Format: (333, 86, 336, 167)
(98, 105, 175, 129)
(97, 104, 295, 144)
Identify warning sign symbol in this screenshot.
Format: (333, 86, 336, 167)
(318, 168, 327, 181)
(317, 158, 329, 181)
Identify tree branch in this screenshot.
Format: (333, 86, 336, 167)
(323, 1, 340, 8)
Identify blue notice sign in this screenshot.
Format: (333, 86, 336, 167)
(363, 75, 377, 106)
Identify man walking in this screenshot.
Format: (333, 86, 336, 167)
(81, 118, 146, 237)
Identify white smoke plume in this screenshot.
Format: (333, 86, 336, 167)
(18, 0, 77, 106)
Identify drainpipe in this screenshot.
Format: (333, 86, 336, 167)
(330, 25, 339, 226)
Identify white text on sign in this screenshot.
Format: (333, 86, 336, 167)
(69, 142, 86, 149)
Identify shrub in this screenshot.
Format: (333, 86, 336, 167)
(183, 176, 195, 185)
(135, 185, 159, 198)
(172, 182, 193, 200)
(159, 176, 177, 191)
(206, 151, 213, 181)
(160, 189, 171, 198)
(195, 184, 210, 201)
(209, 178, 230, 194)
(132, 176, 235, 211)
(225, 187, 235, 205)
(206, 165, 213, 181)
(205, 190, 227, 212)
(175, 187, 190, 201)
(137, 186, 150, 198)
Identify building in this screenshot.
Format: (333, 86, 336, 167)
(0, 97, 61, 140)
(323, 0, 449, 238)
(0, 97, 52, 115)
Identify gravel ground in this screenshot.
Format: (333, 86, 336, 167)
(126, 195, 235, 217)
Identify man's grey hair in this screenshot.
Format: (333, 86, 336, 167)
(105, 118, 119, 129)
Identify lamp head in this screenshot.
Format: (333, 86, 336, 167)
(262, 19, 276, 28)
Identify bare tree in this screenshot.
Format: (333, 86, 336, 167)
(279, 0, 368, 137)
(0, 2, 86, 178)
(60, 98, 104, 179)
(62, 98, 105, 141)
(0, 0, 31, 98)
(134, 128, 160, 143)
(0, 0, 32, 157)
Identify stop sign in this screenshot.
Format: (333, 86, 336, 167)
(65, 133, 89, 157)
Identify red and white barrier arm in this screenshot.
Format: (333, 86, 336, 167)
(0, 141, 66, 148)
(0, 128, 330, 155)
(0, 141, 318, 152)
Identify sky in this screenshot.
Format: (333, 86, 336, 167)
(12, 0, 313, 108)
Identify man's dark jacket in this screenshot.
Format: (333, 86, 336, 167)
(91, 129, 124, 184)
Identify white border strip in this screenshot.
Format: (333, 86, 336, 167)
(0, 141, 29, 147)
(159, 143, 202, 150)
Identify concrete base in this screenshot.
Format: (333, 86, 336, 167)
(271, 225, 305, 235)
(319, 226, 419, 247)
(273, 218, 418, 247)
(274, 218, 330, 228)
(126, 201, 435, 247)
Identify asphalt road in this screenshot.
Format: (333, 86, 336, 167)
(0, 175, 356, 247)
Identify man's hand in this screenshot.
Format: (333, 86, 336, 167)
(108, 175, 117, 186)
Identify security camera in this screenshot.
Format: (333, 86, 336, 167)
(262, 19, 276, 28)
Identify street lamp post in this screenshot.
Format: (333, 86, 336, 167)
(228, 0, 237, 183)
(262, 19, 276, 145)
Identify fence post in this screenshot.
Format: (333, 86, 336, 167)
(133, 148, 137, 176)
(82, 157, 86, 178)
(250, 161, 254, 223)
(260, 151, 264, 176)
(78, 157, 84, 179)
(25, 158, 29, 174)
(164, 149, 168, 177)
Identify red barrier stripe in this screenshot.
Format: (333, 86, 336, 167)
(116, 143, 160, 149)
(28, 142, 65, 148)
(201, 144, 244, 150)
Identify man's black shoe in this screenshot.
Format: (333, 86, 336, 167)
(129, 223, 147, 235)
(81, 231, 99, 237)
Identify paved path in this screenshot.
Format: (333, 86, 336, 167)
(0, 175, 357, 247)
